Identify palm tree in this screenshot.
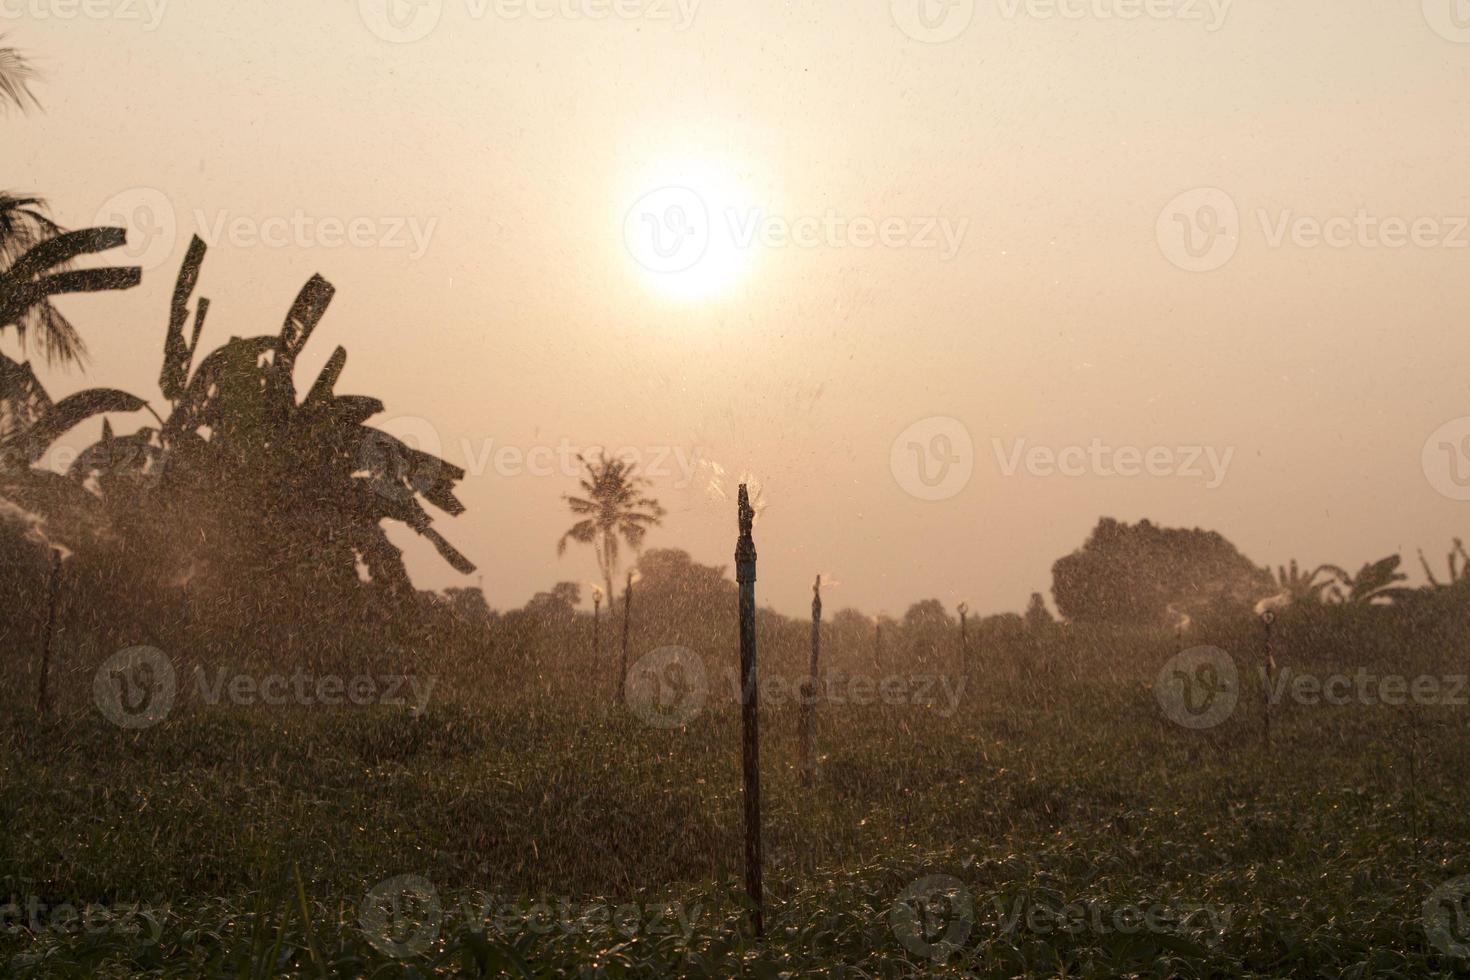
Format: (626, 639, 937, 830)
(557, 451, 665, 615)
(1273, 559, 1334, 605)
(0, 195, 62, 267)
(0, 41, 136, 367)
(0, 36, 38, 114)
(0, 217, 142, 366)
(1322, 555, 1417, 606)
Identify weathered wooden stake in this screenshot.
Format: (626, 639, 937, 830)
(874, 620, 883, 671)
(957, 602, 969, 691)
(798, 574, 822, 787)
(617, 572, 633, 705)
(592, 589, 602, 687)
(36, 548, 61, 718)
(1261, 610, 1277, 748)
(735, 484, 764, 936)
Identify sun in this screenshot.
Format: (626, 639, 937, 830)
(622, 158, 755, 301)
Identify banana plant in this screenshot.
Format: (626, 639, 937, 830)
(1272, 560, 1335, 605)
(1321, 555, 1417, 606)
(1418, 539, 1470, 590)
(75, 235, 475, 596)
(0, 213, 146, 553)
(0, 350, 148, 553)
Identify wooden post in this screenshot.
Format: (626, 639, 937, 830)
(957, 602, 969, 692)
(36, 549, 61, 718)
(592, 589, 603, 695)
(799, 574, 822, 787)
(735, 485, 764, 936)
(874, 620, 883, 671)
(617, 572, 633, 705)
(1261, 610, 1276, 748)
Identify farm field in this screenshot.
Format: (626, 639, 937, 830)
(7, 6, 1470, 978)
(5, 619, 1469, 977)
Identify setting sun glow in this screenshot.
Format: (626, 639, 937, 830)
(622, 158, 755, 301)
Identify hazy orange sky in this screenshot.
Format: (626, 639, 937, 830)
(9, 0, 1470, 617)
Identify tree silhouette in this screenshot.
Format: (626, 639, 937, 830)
(38, 234, 477, 658)
(0, 221, 142, 366)
(0, 223, 145, 553)
(1051, 518, 1273, 626)
(1272, 560, 1334, 606)
(557, 451, 664, 613)
(1321, 555, 1415, 606)
(0, 36, 38, 114)
(1419, 540, 1470, 592)
(901, 598, 952, 666)
(1023, 592, 1054, 630)
(0, 353, 147, 556)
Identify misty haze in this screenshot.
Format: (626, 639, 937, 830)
(4, 2, 1470, 976)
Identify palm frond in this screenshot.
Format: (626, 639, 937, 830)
(0, 40, 39, 115)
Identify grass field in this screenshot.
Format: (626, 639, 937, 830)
(4, 619, 1470, 977)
